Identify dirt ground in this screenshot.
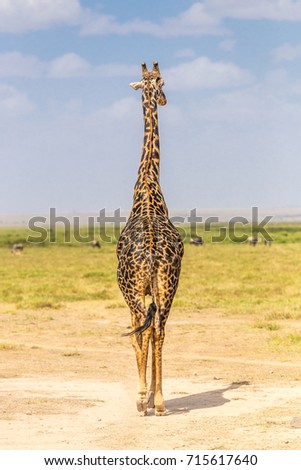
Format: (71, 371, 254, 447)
(0, 301, 301, 450)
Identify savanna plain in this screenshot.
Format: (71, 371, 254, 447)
(0, 224, 301, 450)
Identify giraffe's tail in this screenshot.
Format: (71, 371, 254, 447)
(122, 302, 157, 337)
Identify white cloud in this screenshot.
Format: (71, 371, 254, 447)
(206, 0, 301, 21)
(0, 1, 222, 37)
(80, 1, 301, 38)
(0, 51, 140, 79)
(95, 63, 140, 78)
(48, 53, 91, 78)
(80, 2, 225, 37)
(0, 0, 81, 33)
(0, 83, 34, 116)
(105, 96, 139, 120)
(156, 2, 225, 37)
(0, 52, 44, 77)
(48, 55, 140, 79)
(218, 39, 236, 52)
(164, 57, 253, 91)
(174, 49, 197, 59)
(1, 1, 301, 36)
(79, 10, 123, 35)
(272, 42, 301, 62)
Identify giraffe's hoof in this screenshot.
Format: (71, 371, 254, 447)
(136, 399, 148, 415)
(148, 391, 155, 409)
(155, 402, 167, 416)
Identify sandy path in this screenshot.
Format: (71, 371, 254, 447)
(0, 302, 301, 449)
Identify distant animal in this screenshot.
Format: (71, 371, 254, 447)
(92, 240, 101, 249)
(190, 235, 204, 246)
(264, 239, 272, 247)
(248, 236, 258, 247)
(11, 243, 24, 254)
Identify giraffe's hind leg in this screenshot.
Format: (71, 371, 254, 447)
(129, 309, 153, 415)
(148, 310, 168, 416)
(150, 284, 175, 416)
(148, 335, 156, 409)
(152, 325, 167, 416)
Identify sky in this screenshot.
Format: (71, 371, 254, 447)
(1, 0, 301, 215)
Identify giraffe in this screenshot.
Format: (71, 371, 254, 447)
(117, 61, 184, 416)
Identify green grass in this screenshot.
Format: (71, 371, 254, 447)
(253, 321, 281, 331)
(0, 240, 120, 309)
(271, 333, 301, 352)
(1, 224, 301, 357)
(1, 225, 301, 318)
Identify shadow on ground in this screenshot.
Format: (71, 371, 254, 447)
(165, 381, 250, 415)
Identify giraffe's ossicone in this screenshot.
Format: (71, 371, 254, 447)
(116, 61, 184, 416)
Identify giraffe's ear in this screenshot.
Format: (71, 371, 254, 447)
(130, 81, 143, 90)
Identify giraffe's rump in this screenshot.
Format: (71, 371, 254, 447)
(117, 215, 183, 311)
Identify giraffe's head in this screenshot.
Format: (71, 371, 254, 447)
(130, 61, 167, 107)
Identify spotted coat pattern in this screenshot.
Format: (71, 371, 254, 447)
(116, 62, 183, 416)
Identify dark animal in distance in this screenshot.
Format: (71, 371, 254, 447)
(248, 236, 258, 247)
(190, 235, 204, 246)
(11, 243, 24, 255)
(92, 240, 101, 249)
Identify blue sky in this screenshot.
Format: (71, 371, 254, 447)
(1, 0, 301, 215)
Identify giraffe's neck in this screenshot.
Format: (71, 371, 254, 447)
(130, 85, 168, 219)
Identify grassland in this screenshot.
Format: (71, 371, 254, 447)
(1, 224, 301, 352)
